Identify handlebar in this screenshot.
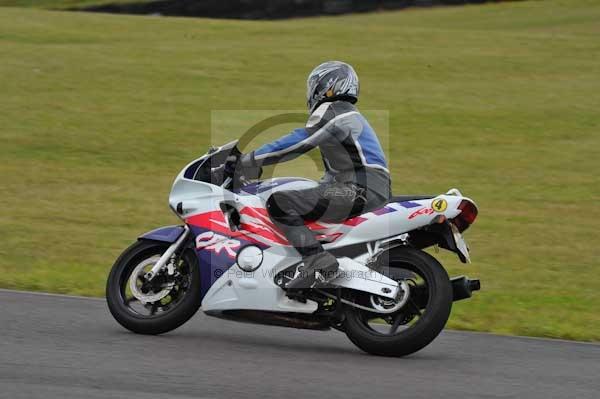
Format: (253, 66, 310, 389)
(211, 155, 259, 189)
(194, 142, 261, 188)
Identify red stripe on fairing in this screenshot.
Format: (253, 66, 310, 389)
(187, 210, 288, 246)
(240, 207, 278, 230)
(188, 207, 352, 246)
(239, 206, 289, 243)
(186, 211, 226, 228)
(240, 206, 329, 233)
(240, 207, 269, 218)
(246, 207, 268, 216)
(186, 212, 263, 244)
(305, 221, 328, 231)
(343, 216, 368, 226)
(239, 223, 289, 245)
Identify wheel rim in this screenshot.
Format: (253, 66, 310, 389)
(120, 253, 193, 317)
(357, 262, 430, 337)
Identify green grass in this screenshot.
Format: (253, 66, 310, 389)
(1, 0, 599, 341)
(0, 0, 141, 8)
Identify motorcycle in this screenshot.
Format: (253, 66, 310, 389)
(106, 140, 480, 357)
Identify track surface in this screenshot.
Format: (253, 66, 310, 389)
(1, 290, 598, 399)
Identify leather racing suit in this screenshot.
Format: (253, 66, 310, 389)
(239, 100, 391, 259)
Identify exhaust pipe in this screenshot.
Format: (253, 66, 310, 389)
(451, 275, 481, 302)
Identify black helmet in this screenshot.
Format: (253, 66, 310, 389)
(306, 61, 359, 113)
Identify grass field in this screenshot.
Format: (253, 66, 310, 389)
(1, 0, 599, 341)
(0, 0, 139, 8)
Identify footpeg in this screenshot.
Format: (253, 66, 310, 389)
(315, 271, 326, 283)
(285, 289, 307, 303)
(313, 269, 342, 287)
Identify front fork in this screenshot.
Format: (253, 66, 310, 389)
(144, 225, 191, 281)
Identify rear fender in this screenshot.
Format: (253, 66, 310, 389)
(407, 221, 468, 263)
(138, 225, 185, 243)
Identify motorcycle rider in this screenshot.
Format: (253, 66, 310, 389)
(237, 61, 391, 289)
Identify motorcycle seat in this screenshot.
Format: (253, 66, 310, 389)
(388, 195, 435, 203)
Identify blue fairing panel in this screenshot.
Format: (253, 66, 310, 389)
(139, 225, 185, 243)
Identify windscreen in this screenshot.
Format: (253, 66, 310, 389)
(183, 140, 240, 184)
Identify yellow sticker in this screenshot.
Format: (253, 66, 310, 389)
(431, 198, 448, 213)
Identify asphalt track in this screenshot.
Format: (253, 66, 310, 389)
(1, 289, 598, 399)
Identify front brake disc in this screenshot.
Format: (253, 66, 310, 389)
(129, 256, 174, 304)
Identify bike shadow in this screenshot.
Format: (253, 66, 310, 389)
(110, 327, 447, 360)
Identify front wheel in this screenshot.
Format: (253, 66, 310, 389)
(343, 248, 453, 357)
(106, 240, 202, 335)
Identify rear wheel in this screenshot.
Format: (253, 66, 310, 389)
(343, 248, 452, 357)
(106, 240, 201, 335)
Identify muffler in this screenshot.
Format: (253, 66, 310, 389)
(451, 275, 481, 302)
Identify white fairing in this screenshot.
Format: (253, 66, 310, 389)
(202, 247, 320, 314)
(201, 254, 402, 314)
(326, 195, 465, 249)
(169, 145, 475, 315)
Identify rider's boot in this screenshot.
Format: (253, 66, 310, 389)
(286, 251, 339, 290)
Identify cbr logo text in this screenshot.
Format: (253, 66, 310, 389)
(195, 232, 241, 258)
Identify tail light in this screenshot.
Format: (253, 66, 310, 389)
(454, 200, 478, 232)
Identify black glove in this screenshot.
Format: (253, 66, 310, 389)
(236, 152, 263, 180)
(209, 164, 226, 185)
(209, 155, 239, 185)
(212, 153, 263, 187)
(223, 155, 239, 175)
(239, 164, 263, 180)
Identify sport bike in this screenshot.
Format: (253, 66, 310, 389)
(106, 140, 480, 357)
